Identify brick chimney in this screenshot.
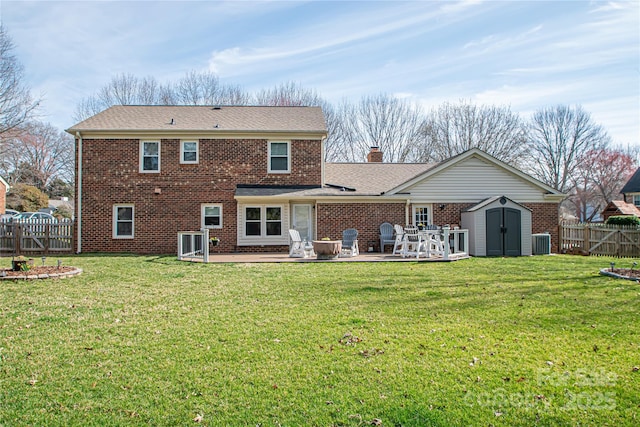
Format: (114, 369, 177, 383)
(367, 146, 383, 163)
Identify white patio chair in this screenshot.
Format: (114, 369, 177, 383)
(379, 222, 395, 253)
(340, 228, 359, 257)
(427, 230, 445, 257)
(288, 229, 305, 258)
(392, 224, 405, 255)
(402, 225, 427, 259)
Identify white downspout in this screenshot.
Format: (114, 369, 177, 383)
(405, 199, 411, 225)
(76, 132, 83, 254)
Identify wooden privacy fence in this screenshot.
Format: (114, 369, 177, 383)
(0, 219, 74, 256)
(560, 222, 640, 257)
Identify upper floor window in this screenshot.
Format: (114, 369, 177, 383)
(113, 205, 134, 239)
(201, 204, 222, 229)
(181, 141, 199, 164)
(268, 141, 290, 173)
(633, 195, 640, 207)
(140, 141, 160, 173)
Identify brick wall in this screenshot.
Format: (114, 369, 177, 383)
(315, 201, 560, 254)
(522, 202, 560, 253)
(77, 137, 322, 254)
(316, 202, 406, 252)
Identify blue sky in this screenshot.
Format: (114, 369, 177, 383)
(1, 0, 638, 145)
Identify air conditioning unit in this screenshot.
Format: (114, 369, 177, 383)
(532, 233, 551, 255)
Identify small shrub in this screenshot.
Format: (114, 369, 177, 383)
(605, 215, 640, 226)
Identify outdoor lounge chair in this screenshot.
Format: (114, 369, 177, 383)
(402, 225, 427, 259)
(392, 224, 405, 255)
(427, 230, 445, 257)
(379, 222, 395, 253)
(340, 228, 359, 257)
(288, 229, 305, 258)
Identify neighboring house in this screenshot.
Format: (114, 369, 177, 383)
(67, 105, 565, 256)
(0, 176, 9, 215)
(601, 200, 640, 221)
(620, 167, 640, 207)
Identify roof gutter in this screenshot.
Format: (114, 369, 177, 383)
(75, 131, 82, 254)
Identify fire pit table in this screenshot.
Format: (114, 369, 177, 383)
(312, 240, 342, 260)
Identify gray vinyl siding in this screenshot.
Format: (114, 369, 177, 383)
(404, 157, 548, 202)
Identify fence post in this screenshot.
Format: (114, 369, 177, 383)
(442, 225, 450, 261)
(44, 222, 50, 255)
(15, 223, 21, 255)
(583, 223, 590, 255)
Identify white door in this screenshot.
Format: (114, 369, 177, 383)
(292, 204, 313, 241)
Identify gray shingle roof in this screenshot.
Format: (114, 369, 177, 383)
(621, 168, 640, 194)
(234, 163, 437, 198)
(67, 105, 327, 134)
(324, 163, 436, 195)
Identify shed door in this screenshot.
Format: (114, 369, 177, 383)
(486, 208, 521, 256)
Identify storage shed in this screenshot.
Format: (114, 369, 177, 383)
(461, 196, 532, 256)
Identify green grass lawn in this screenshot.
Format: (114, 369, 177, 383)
(0, 254, 638, 426)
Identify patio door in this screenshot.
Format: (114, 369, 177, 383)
(292, 204, 313, 242)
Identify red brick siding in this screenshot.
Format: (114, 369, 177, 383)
(522, 202, 560, 253)
(316, 203, 406, 252)
(77, 138, 322, 254)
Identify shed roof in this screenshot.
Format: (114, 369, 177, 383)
(603, 200, 640, 216)
(67, 105, 327, 135)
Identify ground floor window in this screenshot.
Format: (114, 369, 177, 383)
(113, 205, 134, 238)
(244, 206, 282, 237)
(201, 204, 222, 229)
(412, 204, 432, 226)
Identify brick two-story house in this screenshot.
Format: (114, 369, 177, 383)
(67, 105, 564, 256)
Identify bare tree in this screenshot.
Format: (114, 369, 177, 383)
(254, 82, 343, 162)
(137, 76, 162, 105)
(338, 94, 424, 163)
(417, 100, 528, 166)
(526, 105, 611, 193)
(1, 121, 74, 191)
(569, 148, 637, 221)
(73, 73, 154, 122)
(74, 70, 251, 121)
(254, 81, 322, 106)
(0, 26, 40, 138)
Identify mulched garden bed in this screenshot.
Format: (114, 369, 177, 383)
(600, 268, 640, 282)
(0, 266, 81, 280)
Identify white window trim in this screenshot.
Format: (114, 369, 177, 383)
(242, 205, 284, 238)
(113, 204, 134, 239)
(268, 141, 290, 174)
(201, 203, 223, 229)
(140, 141, 161, 173)
(412, 204, 433, 226)
(180, 140, 199, 164)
